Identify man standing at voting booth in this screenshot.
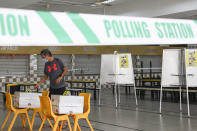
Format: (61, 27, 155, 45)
(35, 49, 68, 97)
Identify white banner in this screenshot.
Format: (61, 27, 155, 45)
(0, 8, 197, 46)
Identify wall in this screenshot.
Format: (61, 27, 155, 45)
(0, 46, 183, 55)
(0, 53, 162, 91)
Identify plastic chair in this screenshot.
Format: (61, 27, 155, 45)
(72, 93, 94, 131)
(42, 90, 50, 97)
(39, 96, 72, 131)
(6, 83, 19, 96)
(6, 83, 18, 92)
(1, 92, 32, 131)
(30, 90, 53, 129)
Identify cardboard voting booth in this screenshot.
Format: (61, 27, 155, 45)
(185, 49, 197, 87)
(100, 53, 135, 85)
(160, 49, 185, 114)
(161, 49, 183, 87)
(184, 49, 197, 116)
(160, 49, 197, 117)
(100, 52, 137, 107)
(51, 95, 84, 114)
(14, 92, 41, 108)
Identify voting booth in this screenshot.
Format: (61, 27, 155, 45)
(160, 49, 185, 114)
(99, 52, 137, 107)
(160, 49, 197, 117)
(184, 49, 197, 116)
(185, 49, 197, 87)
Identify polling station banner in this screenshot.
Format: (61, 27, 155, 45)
(0, 8, 197, 46)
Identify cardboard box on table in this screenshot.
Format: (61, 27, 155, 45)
(14, 92, 41, 108)
(51, 95, 84, 114)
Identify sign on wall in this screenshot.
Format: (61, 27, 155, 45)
(0, 8, 197, 46)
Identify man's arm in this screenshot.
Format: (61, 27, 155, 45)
(60, 67, 68, 78)
(35, 75, 48, 88)
(56, 67, 68, 83)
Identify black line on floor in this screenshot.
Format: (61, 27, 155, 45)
(89, 120, 143, 131)
(69, 121, 105, 131)
(75, 124, 104, 131)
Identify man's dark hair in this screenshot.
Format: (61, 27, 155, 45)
(40, 49, 52, 57)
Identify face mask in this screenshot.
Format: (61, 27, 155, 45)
(42, 59, 48, 63)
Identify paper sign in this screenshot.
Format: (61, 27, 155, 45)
(186, 51, 197, 67)
(119, 55, 129, 68)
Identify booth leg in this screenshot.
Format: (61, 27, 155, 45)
(179, 86, 182, 112)
(186, 86, 190, 117)
(118, 85, 120, 104)
(114, 84, 118, 107)
(98, 88, 101, 105)
(134, 86, 138, 106)
(159, 86, 163, 114)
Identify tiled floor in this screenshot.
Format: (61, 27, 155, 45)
(1, 88, 197, 131)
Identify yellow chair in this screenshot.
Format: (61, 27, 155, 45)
(6, 83, 18, 96)
(42, 90, 50, 97)
(30, 90, 53, 129)
(39, 96, 72, 131)
(6, 83, 18, 92)
(72, 93, 94, 131)
(1, 92, 32, 131)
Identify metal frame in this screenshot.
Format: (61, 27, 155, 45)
(185, 48, 191, 117)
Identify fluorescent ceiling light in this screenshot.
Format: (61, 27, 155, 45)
(101, 0, 116, 4)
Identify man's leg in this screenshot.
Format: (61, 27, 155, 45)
(59, 87, 65, 95)
(49, 87, 55, 98)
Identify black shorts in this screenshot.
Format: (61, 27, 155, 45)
(49, 87, 65, 98)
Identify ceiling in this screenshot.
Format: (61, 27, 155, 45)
(0, 0, 130, 14)
(158, 9, 197, 19)
(0, 0, 196, 19)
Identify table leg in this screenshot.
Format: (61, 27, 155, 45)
(85, 83, 87, 93)
(125, 87, 128, 95)
(3, 93, 6, 105)
(23, 86, 26, 92)
(94, 82, 96, 100)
